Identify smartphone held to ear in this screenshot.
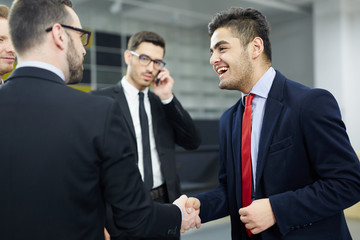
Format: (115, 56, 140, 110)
(154, 71, 161, 86)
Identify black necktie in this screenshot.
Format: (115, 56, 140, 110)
(138, 92, 153, 190)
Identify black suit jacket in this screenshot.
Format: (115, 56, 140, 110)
(0, 67, 181, 240)
(91, 81, 201, 202)
(197, 70, 360, 240)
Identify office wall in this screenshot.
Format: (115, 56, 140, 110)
(76, 8, 314, 120)
(271, 15, 314, 88)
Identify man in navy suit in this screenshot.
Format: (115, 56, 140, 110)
(187, 7, 360, 240)
(0, 0, 200, 239)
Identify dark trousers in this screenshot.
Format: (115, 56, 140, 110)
(111, 185, 180, 240)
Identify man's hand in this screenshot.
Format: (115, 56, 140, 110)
(104, 228, 110, 240)
(152, 68, 174, 100)
(186, 197, 201, 216)
(238, 198, 276, 234)
(173, 195, 201, 233)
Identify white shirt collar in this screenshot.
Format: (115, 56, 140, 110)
(16, 61, 66, 82)
(242, 66, 276, 100)
(121, 76, 149, 97)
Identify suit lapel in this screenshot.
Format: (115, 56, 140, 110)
(112, 84, 136, 140)
(255, 72, 285, 193)
(231, 99, 244, 207)
(148, 92, 158, 136)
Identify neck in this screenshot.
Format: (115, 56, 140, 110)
(242, 63, 271, 94)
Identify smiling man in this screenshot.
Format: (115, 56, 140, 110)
(186, 7, 360, 240)
(0, 5, 16, 84)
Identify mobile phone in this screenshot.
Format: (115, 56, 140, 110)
(154, 70, 161, 86)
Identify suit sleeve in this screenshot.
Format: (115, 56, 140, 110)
(269, 89, 360, 235)
(162, 95, 201, 150)
(99, 100, 181, 238)
(196, 111, 231, 222)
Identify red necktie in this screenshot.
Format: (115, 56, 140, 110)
(241, 94, 255, 237)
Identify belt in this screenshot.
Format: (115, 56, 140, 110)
(150, 184, 167, 200)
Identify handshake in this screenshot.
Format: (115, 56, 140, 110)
(173, 195, 201, 233)
(104, 195, 203, 240)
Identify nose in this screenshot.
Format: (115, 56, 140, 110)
(82, 46, 86, 57)
(210, 52, 220, 66)
(145, 61, 156, 72)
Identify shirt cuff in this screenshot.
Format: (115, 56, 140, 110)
(161, 95, 174, 104)
(173, 203, 183, 220)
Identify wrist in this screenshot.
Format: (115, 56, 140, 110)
(161, 94, 174, 104)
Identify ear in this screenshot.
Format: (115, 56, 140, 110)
(251, 37, 264, 60)
(50, 23, 67, 50)
(124, 50, 131, 65)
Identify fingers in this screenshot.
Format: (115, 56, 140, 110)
(173, 195, 202, 233)
(173, 194, 187, 206)
(238, 199, 276, 235)
(152, 67, 174, 93)
(186, 197, 201, 214)
(238, 206, 247, 216)
(104, 228, 110, 240)
(195, 214, 201, 229)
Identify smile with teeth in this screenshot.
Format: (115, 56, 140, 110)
(216, 67, 229, 76)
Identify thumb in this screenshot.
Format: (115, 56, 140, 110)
(186, 207, 193, 214)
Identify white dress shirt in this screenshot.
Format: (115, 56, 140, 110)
(121, 77, 164, 188)
(242, 66, 275, 190)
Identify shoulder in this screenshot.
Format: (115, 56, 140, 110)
(274, 71, 334, 105)
(219, 98, 241, 124)
(90, 84, 119, 97)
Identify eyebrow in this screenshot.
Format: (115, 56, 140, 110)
(210, 40, 229, 53)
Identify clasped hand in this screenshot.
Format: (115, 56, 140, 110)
(238, 198, 276, 235)
(173, 195, 201, 233)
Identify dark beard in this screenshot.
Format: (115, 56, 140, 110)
(66, 39, 83, 84)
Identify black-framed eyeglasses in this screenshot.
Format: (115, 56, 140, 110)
(130, 51, 166, 69)
(45, 24, 91, 47)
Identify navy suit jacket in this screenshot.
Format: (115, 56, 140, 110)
(197, 70, 360, 240)
(0, 67, 181, 240)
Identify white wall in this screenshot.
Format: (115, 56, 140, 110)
(314, 0, 360, 151)
(75, 8, 315, 120)
(76, 4, 360, 152)
(271, 15, 314, 87)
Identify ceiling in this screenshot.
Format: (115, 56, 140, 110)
(3, 0, 312, 28)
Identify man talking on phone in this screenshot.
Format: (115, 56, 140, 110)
(91, 30, 201, 240)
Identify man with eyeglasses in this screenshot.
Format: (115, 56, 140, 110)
(0, 1, 200, 240)
(91, 31, 201, 240)
(0, 4, 16, 85)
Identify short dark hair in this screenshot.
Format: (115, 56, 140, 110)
(127, 31, 166, 56)
(9, 0, 73, 55)
(209, 7, 272, 62)
(0, 5, 10, 19)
